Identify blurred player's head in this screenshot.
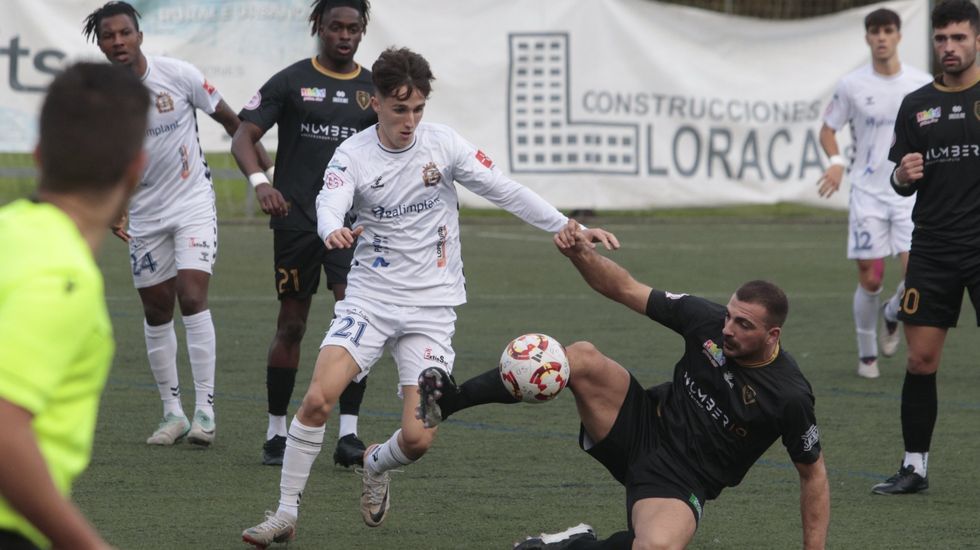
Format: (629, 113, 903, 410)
(370, 47, 435, 150)
(35, 62, 148, 200)
(309, 0, 370, 71)
(722, 280, 788, 362)
(864, 9, 902, 63)
(83, 1, 144, 70)
(931, 0, 980, 76)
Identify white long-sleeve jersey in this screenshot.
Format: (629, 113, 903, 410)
(316, 122, 569, 306)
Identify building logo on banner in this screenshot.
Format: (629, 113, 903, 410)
(506, 32, 824, 181)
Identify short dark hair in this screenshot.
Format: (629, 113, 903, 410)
(82, 1, 141, 43)
(38, 63, 149, 194)
(372, 47, 435, 100)
(865, 8, 901, 31)
(735, 280, 789, 328)
(932, 0, 980, 31)
(309, 0, 370, 36)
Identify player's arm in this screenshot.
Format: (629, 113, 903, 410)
(316, 157, 358, 250)
(211, 100, 272, 170)
(555, 219, 649, 314)
(230, 119, 288, 217)
(0, 399, 110, 550)
(795, 453, 830, 550)
(816, 124, 846, 198)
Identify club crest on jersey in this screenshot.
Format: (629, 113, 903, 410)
(422, 162, 442, 187)
(356, 90, 371, 110)
(702, 339, 725, 368)
(741, 384, 758, 405)
(916, 106, 941, 127)
(155, 92, 174, 113)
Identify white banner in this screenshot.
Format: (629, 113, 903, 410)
(3, 0, 929, 209)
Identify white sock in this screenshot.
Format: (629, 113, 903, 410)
(339, 414, 358, 438)
(184, 310, 216, 418)
(277, 417, 325, 518)
(268, 414, 287, 440)
(365, 429, 415, 475)
(853, 284, 881, 359)
(903, 451, 928, 476)
(145, 319, 183, 417)
(884, 280, 905, 322)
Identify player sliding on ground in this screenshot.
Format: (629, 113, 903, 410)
(417, 220, 830, 549)
(240, 47, 617, 548)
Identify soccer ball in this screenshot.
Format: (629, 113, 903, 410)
(499, 333, 569, 403)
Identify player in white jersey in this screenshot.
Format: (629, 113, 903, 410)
(241, 47, 619, 547)
(84, 2, 272, 447)
(817, 8, 932, 379)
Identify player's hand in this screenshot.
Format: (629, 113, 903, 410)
(255, 183, 289, 217)
(554, 218, 593, 256)
(816, 165, 844, 198)
(110, 212, 130, 242)
(325, 226, 364, 250)
(582, 227, 620, 250)
(896, 153, 924, 185)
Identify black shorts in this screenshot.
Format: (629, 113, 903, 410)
(899, 242, 980, 327)
(272, 230, 354, 300)
(580, 376, 706, 528)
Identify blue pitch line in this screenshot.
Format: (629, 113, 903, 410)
(104, 377, 905, 482)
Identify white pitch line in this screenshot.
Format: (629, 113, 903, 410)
(466, 229, 838, 251)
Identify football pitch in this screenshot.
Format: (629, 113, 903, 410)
(76, 217, 980, 549)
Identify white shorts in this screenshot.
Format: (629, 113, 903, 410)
(128, 214, 218, 288)
(320, 296, 456, 390)
(846, 189, 913, 260)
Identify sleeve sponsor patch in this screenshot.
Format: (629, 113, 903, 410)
(244, 91, 261, 110)
(801, 424, 820, 452)
(325, 172, 345, 190)
(475, 150, 493, 169)
(202, 79, 216, 95)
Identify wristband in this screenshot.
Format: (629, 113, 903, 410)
(248, 172, 270, 188)
(265, 166, 275, 181)
(891, 169, 910, 188)
(828, 154, 846, 168)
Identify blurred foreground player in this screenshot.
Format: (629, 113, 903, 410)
(0, 62, 148, 550)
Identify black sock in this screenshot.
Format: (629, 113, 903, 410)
(901, 371, 937, 452)
(339, 377, 368, 415)
(266, 367, 297, 416)
(438, 367, 518, 419)
(567, 531, 633, 550)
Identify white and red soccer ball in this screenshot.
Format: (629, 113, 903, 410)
(499, 333, 569, 403)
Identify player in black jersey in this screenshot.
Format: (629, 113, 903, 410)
(873, 0, 980, 496)
(231, 0, 377, 468)
(417, 221, 829, 549)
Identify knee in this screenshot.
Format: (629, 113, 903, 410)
(633, 534, 681, 550)
(177, 294, 208, 316)
(858, 263, 884, 291)
(399, 426, 435, 458)
(296, 389, 334, 427)
(906, 352, 939, 375)
(277, 318, 308, 345)
(142, 303, 174, 326)
(565, 341, 601, 370)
